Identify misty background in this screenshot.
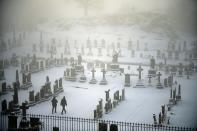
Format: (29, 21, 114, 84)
(0, 0, 197, 36)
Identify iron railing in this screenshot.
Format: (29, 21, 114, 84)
(0, 114, 196, 131)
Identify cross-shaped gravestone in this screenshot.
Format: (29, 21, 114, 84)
(91, 68, 96, 78)
(157, 72, 162, 84)
(20, 102, 29, 119)
(101, 68, 106, 79)
(137, 65, 143, 80)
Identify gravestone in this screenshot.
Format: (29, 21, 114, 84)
(88, 46, 93, 56)
(135, 65, 145, 88)
(105, 99, 112, 114)
(174, 51, 179, 60)
(148, 75, 152, 86)
(35, 92, 40, 102)
(64, 67, 77, 81)
(39, 32, 44, 52)
(98, 48, 102, 56)
(59, 78, 63, 87)
(94, 40, 97, 48)
(183, 41, 187, 51)
(124, 74, 130, 87)
(128, 39, 132, 50)
(0, 69, 5, 80)
(101, 39, 105, 48)
(8, 114, 18, 130)
(156, 72, 163, 89)
(178, 63, 183, 77)
(110, 51, 120, 71)
(89, 68, 97, 84)
(110, 124, 118, 131)
(29, 91, 34, 102)
(122, 89, 125, 100)
(99, 123, 107, 131)
(164, 78, 168, 87)
(2, 82, 7, 93)
(131, 50, 135, 57)
(105, 90, 110, 101)
(165, 66, 169, 74)
(176, 84, 181, 101)
(19, 102, 29, 128)
(136, 40, 139, 51)
(148, 57, 156, 77)
(12, 82, 20, 114)
(79, 68, 87, 82)
(1, 99, 7, 113)
(81, 46, 84, 55)
(75, 55, 84, 73)
(157, 50, 161, 59)
(99, 68, 107, 85)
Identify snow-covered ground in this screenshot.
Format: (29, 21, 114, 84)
(0, 20, 197, 128)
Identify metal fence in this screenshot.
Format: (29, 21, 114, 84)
(0, 114, 196, 131)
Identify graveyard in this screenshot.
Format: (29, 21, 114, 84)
(0, 0, 197, 131)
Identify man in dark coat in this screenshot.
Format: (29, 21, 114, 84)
(60, 96, 67, 114)
(51, 96, 58, 114)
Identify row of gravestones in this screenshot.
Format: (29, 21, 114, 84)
(94, 89, 125, 119)
(28, 76, 63, 107)
(1, 82, 21, 115)
(21, 54, 71, 74)
(0, 31, 26, 52)
(153, 83, 182, 126)
(1, 70, 32, 95)
(0, 53, 19, 68)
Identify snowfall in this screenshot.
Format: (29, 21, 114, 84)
(0, 19, 197, 128)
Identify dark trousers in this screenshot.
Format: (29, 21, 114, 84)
(52, 106, 57, 114)
(61, 106, 66, 114)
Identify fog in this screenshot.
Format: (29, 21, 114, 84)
(0, 0, 197, 35)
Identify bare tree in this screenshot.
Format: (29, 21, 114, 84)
(75, 0, 103, 16)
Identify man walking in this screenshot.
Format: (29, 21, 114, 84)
(51, 96, 58, 114)
(60, 96, 67, 114)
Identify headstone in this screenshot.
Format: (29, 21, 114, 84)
(8, 114, 18, 129)
(2, 82, 7, 93)
(183, 41, 187, 51)
(29, 91, 34, 102)
(110, 51, 120, 71)
(0, 69, 5, 80)
(122, 89, 125, 100)
(19, 102, 29, 128)
(176, 84, 181, 100)
(135, 65, 145, 88)
(148, 75, 152, 86)
(99, 68, 107, 85)
(164, 78, 168, 87)
(1, 99, 7, 113)
(110, 124, 118, 131)
(89, 68, 97, 84)
(136, 40, 139, 51)
(148, 57, 156, 77)
(101, 39, 105, 48)
(98, 48, 102, 56)
(156, 72, 163, 89)
(99, 123, 107, 131)
(59, 78, 63, 87)
(105, 90, 110, 101)
(128, 39, 132, 50)
(124, 74, 130, 87)
(12, 82, 20, 113)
